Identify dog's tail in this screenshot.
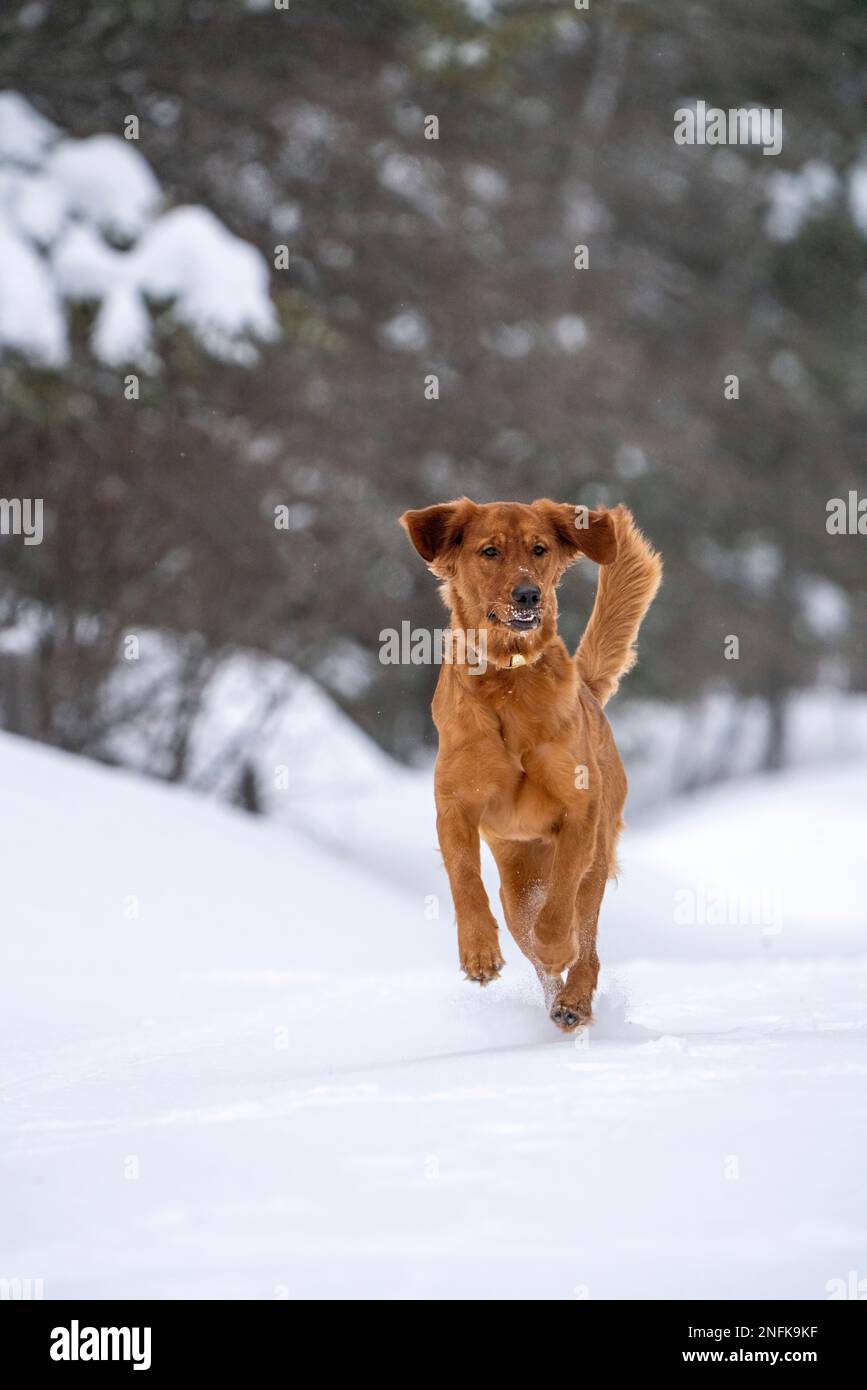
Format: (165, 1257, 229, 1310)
(575, 505, 662, 707)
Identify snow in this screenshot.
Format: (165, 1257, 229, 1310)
(457, 0, 496, 20)
(51, 221, 124, 299)
(1, 727, 865, 1298)
(5, 169, 67, 244)
(93, 280, 154, 367)
(0, 209, 67, 366)
(45, 133, 161, 240)
(131, 206, 279, 362)
(0, 92, 278, 368)
(797, 574, 850, 639)
(94, 640, 390, 810)
(0, 91, 56, 164)
(765, 160, 838, 242)
(463, 163, 508, 204)
(378, 308, 431, 352)
(551, 313, 589, 352)
(849, 160, 867, 237)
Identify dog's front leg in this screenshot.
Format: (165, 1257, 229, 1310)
(436, 801, 504, 984)
(532, 807, 597, 976)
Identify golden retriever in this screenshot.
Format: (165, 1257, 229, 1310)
(400, 498, 661, 1030)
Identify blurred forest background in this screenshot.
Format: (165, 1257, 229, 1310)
(1, 0, 866, 812)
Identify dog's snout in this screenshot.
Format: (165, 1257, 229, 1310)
(511, 583, 541, 608)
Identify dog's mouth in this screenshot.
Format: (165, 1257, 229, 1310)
(488, 608, 543, 632)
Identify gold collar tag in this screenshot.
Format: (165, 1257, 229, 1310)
(509, 653, 527, 668)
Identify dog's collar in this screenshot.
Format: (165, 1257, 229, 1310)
(463, 638, 545, 672)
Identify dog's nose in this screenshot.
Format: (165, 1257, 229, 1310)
(512, 583, 541, 608)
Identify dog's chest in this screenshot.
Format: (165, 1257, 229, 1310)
(479, 705, 568, 840)
(493, 686, 563, 760)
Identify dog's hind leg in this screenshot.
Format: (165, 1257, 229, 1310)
(487, 837, 562, 1004)
(549, 851, 609, 1031)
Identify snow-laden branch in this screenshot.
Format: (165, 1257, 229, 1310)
(0, 91, 279, 370)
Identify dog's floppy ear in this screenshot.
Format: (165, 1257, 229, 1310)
(533, 500, 618, 566)
(399, 498, 473, 571)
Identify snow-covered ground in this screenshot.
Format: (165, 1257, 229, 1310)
(1, 728, 865, 1299)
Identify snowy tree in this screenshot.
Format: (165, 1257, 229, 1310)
(0, 91, 277, 369)
(1, 0, 865, 777)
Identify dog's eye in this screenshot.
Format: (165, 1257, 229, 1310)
(532, 544, 547, 556)
(481, 546, 499, 558)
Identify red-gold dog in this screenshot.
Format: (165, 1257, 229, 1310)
(400, 499, 661, 1030)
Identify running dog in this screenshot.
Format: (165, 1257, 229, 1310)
(399, 498, 661, 1030)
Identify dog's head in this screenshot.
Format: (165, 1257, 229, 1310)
(399, 498, 617, 663)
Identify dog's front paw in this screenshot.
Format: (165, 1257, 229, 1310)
(460, 936, 505, 985)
